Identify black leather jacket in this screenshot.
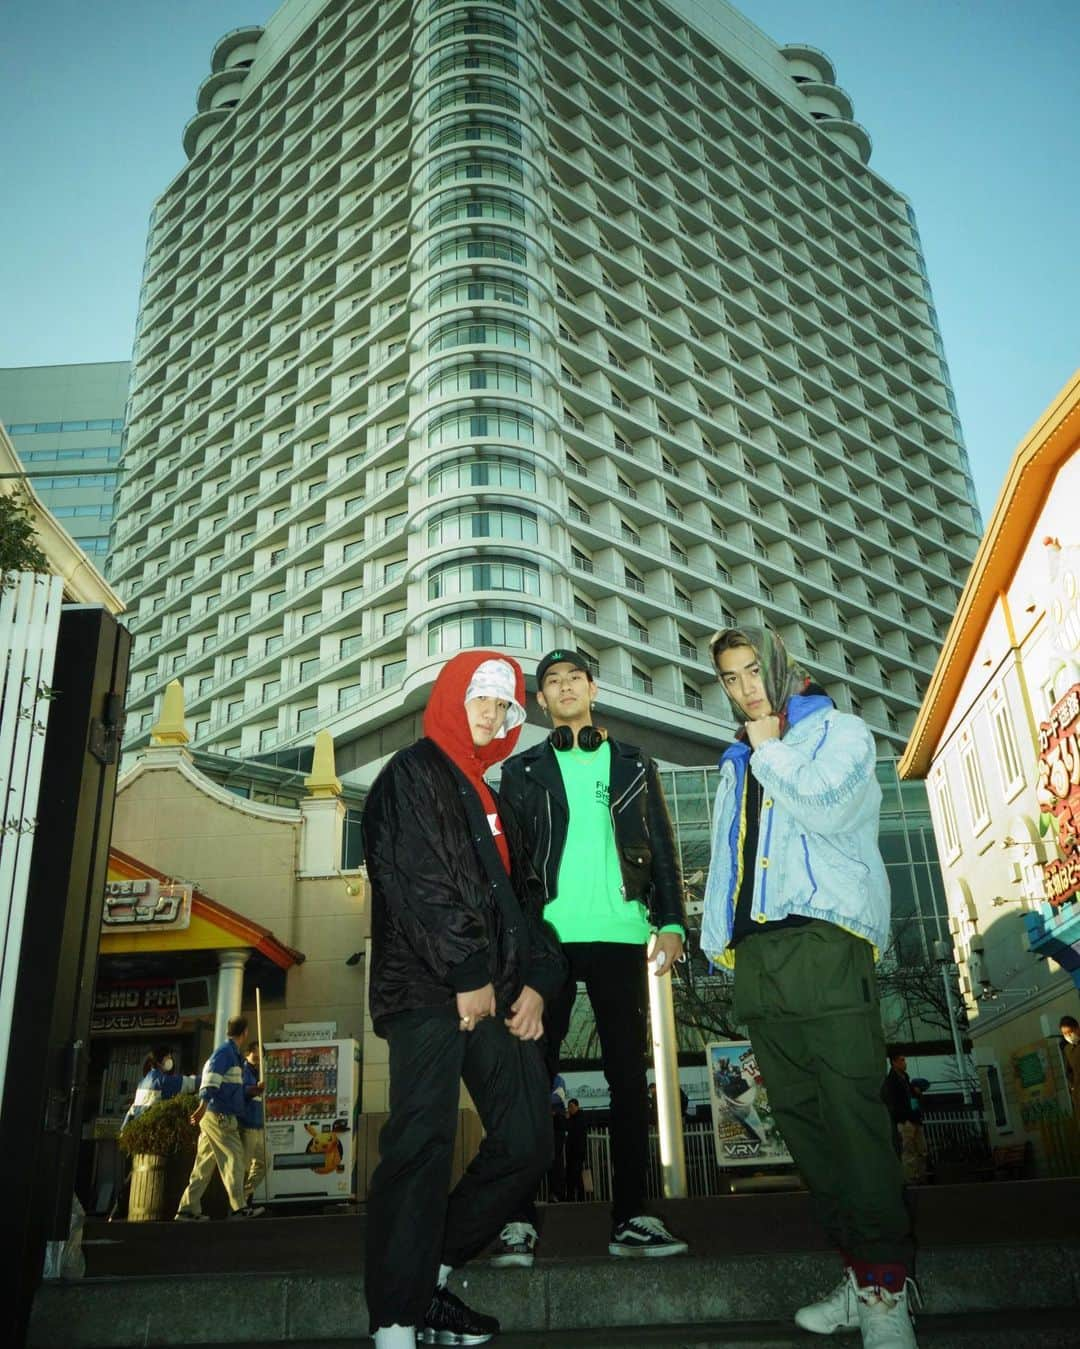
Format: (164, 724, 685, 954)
(363, 738, 567, 1034)
(498, 735, 686, 932)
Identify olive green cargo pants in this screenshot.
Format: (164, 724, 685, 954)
(733, 919, 914, 1267)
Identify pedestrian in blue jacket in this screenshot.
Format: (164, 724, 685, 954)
(175, 1016, 264, 1221)
(702, 626, 917, 1349)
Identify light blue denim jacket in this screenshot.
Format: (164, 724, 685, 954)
(701, 693, 890, 964)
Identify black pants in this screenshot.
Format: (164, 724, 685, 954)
(365, 1010, 551, 1334)
(519, 941, 649, 1226)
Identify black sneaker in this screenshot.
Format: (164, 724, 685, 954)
(419, 1286, 499, 1345)
(608, 1214, 688, 1258)
(489, 1219, 538, 1268)
(227, 1203, 265, 1219)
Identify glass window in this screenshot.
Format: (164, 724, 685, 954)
(428, 558, 540, 599)
(427, 362, 532, 398)
(429, 191, 526, 228)
(429, 275, 528, 309)
(427, 504, 538, 545)
(429, 409, 534, 446)
(299, 656, 320, 681)
(430, 317, 530, 352)
(428, 231, 526, 268)
(382, 658, 407, 687)
(427, 609, 542, 655)
(429, 118, 523, 153)
(296, 705, 319, 731)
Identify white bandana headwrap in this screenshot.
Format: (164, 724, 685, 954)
(464, 658, 526, 737)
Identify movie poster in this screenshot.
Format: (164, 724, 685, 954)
(706, 1039, 792, 1167)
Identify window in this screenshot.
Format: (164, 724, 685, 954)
(624, 566, 644, 593)
(296, 705, 319, 731)
(301, 610, 321, 632)
(338, 683, 363, 711)
(631, 665, 654, 696)
(383, 558, 407, 583)
(428, 558, 539, 598)
(430, 318, 530, 352)
(960, 741, 990, 833)
(935, 774, 961, 859)
(427, 362, 532, 397)
(574, 594, 597, 624)
(684, 682, 703, 711)
(428, 230, 527, 267)
(299, 657, 320, 681)
(991, 701, 1023, 796)
(262, 680, 280, 699)
(628, 614, 649, 644)
(383, 608, 406, 634)
(382, 658, 407, 687)
(427, 504, 537, 545)
(429, 408, 534, 444)
(428, 609, 543, 655)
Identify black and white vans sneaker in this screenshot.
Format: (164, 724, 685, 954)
(608, 1214, 688, 1258)
(419, 1286, 499, 1345)
(489, 1220, 538, 1268)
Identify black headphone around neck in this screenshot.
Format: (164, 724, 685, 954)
(549, 724, 607, 752)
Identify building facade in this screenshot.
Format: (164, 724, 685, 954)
(109, 0, 980, 777)
(0, 362, 129, 563)
(901, 371, 1080, 1173)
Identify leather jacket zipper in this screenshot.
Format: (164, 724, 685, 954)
(542, 792, 553, 899)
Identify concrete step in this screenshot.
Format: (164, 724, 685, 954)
(202, 1313, 1080, 1348)
(29, 1182, 1080, 1348)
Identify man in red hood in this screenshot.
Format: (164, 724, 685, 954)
(363, 651, 567, 1349)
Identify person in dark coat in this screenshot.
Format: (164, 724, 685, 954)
(363, 651, 567, 1349)
(564, 1098, 589, 1202)
(1060, 1016, 1080, 1113)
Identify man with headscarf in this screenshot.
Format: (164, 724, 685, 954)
(702, 626, 918, 1349)
(362, 651, 567, 1349)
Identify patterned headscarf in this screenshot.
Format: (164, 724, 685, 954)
(712, 624, 809, 726)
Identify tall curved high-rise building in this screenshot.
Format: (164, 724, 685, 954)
(110, 0, 980, 778)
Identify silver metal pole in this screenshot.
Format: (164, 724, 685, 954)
(647, 947, 687, 1198)
(941, 964, 971, 1104)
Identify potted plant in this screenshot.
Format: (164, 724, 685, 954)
(117, 1093, 200, 1222)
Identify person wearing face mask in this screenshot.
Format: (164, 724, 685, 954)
(120, 1048, 196, 1132)
(1060, 1016, 1080, 1113)
(702, 625, 917, 1349)
(110, 1049, 197, 1221)
(362, 652, 567, 1349)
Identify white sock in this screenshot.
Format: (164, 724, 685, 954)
(373, 1325, 415, 1349)
(437, 1263, 453, 1289)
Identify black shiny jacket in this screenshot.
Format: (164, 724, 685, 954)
(363, 738, 567, 1034)
(498, 736, 686, 932)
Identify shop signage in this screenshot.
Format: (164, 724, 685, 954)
(102, 879, 193, 931)
(1037, 683, 1080, 908)
(91, 979, 179, 1033)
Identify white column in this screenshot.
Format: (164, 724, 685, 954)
(298, 795, 346, 876)
(214, 949, 250, 1045)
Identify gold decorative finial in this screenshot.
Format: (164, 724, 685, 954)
(149, 679, 190, 746)
(304, 729, 342, 798)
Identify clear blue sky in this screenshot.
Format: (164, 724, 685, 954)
(1, 0, 1076, 517)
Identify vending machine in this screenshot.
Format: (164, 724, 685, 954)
(259, 1038, 360, 1204)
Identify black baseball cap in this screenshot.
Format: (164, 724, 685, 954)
(536, 649, 592, 687)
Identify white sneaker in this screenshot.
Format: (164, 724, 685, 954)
(856, 1276, 920, 1349)
(489, 1220, 538, 1268)
(794, 1270, 859, 1334)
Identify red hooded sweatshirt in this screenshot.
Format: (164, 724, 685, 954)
(422, 650, 526, 873)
